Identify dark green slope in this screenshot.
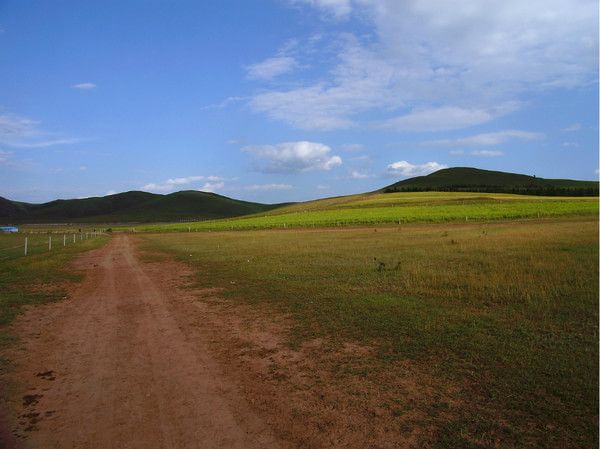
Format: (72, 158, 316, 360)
(382, 167, 599, 196)
(0, 191, 287, 224)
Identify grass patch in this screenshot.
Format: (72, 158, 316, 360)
(140, 218, 598, 448)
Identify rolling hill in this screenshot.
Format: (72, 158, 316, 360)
(381, 167, 599, 196)
(0, 191, 288, 224)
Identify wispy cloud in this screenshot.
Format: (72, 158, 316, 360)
(246, 56, 297, 80)
(350, 169, 371, 179)
(382, 105, 517, 132)
(386, 161, 447, 177)
(251, 0, 597, 131)
(0, 113, 80, 148)
(290, 0, 352, 19)
(426, 130, 544, 146)
(200, 96, 247, 110)
(341, 143, 364, 152)
(243, 183, 293, 191)
(72, 82, 96, 90)
(0, 150, 12, 163)
(243, 141, 342, 173)
(471, 150, 504, 157)
(561, 123, 582, 132)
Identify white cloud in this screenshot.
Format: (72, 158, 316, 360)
(427, 130, 544, 146)
(449, 149, 465, 156)
(199, 181, 224, 193)
(254, 0, 597, 131)
(317, 184, 330, 190)
(350, 169, 371, 179)
(471, 150, 504, 157)
(246, 56, 297, 80)
(350, 155, 370, 161)
(0, 113, 80, 148)
(142, 175, 225, 193)
(106, 190, 117, 196)
(386, 160, 447, 177)
(243, 183, 293, 191)
(291, 0, 352, 18)
(72, 83, 96, 90)
(561, 123, 582, 132)
(243, 141, 342, 173)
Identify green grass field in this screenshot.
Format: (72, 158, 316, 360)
(140, 217, 598, 448)
(131, 192, 598, 232)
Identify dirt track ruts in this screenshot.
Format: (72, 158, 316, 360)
(3, 235, 282, 449)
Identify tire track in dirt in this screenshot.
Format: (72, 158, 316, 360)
(2, 235, 282, 449)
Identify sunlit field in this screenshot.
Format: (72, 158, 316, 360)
(141, 217, 599, 448)
(131, 192, 598, 232)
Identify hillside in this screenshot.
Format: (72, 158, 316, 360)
(381, 167, 599, 196)
(0, 191, 287, 224)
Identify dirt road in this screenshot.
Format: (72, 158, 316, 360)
(3, 235, 282, 449)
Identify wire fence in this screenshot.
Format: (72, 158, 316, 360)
(0, 232, 105, 262)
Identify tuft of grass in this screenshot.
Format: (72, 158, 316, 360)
(140, 218, 598, 448)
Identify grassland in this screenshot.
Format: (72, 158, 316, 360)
(133, 191, 598, 232)
(0, 235, 109, 350)
(141, 217, 599, 448)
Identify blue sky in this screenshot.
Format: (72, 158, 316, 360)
(0, 0, 598, 203)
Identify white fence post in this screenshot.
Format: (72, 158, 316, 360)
(49, 236, 52, 251)
(63, 234, 66, 246)
(24, 237, 28, 256)
(73, 234, 76, 243)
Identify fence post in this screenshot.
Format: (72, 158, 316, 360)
(49, 236, 52, 251)
(73, 234, 76, 243)
(24, 237, 28, 256)
(63, 234, 66, 246)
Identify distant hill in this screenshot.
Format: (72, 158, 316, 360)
(381, 167, 599, 196)
(0, 190, 288, 224)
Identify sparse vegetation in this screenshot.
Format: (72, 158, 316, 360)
(140, 217, 598, 448)
(0, 236, 109, 350)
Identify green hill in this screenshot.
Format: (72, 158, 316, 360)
(0, 190, 287, 224)
(382, 167, 599, 196)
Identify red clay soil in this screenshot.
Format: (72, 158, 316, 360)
(0, 234, 443, 449)
(0, 235, 282, 449)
